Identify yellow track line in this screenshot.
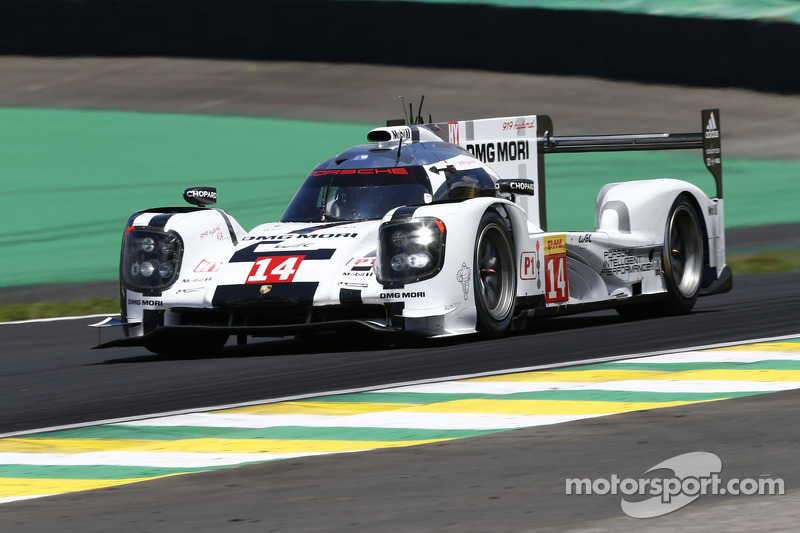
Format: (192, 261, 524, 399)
(0, 437, 450, 455)
(0, 476, 179, 498)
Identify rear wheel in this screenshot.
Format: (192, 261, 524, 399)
(616, 195, 704, 318)
(473, 210, 516, 336)
(144, 332, 228, 357)
(661, 196, 704, 314)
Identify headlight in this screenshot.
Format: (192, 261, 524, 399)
(391, 230, 408, 248)
(391, 254, 406, 271)
(376, 217, 446, 284)
(140, 260, 157, 277)
(160, 236, 179, 254)
(122, 228, 183, 292)
(408, 252, 431, 269)
(159, 261, 176, 279)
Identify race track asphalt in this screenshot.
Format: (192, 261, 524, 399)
(1, 271, 799, 435)
(1, 272, 800, 531)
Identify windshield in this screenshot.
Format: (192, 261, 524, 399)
(281, 167, 431, 222)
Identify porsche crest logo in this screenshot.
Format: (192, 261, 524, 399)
(260, 285, 272, 295)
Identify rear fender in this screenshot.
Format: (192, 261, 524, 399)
(596, 179, 716, 240)
(596, 178, 726, 279)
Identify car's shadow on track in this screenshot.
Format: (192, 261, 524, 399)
(95, 310, 677, 364)
(514, 309, 719, 336)
(96, 331, 475, 364)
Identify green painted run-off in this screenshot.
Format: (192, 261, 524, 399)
(2, 108, 799, 289)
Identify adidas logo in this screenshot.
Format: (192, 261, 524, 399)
(705, 112, 720, 139)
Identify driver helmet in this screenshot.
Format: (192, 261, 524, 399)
(432, 169, 497, 201)
(330, 187, 363, 219)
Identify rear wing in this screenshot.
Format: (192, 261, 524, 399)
(384, 109, 722, 230)
(539, 109, 722, 197)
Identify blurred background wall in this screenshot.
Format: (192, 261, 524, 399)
(2, 0, 799, 93)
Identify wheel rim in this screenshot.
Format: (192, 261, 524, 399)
(476, 223, 514, 321)
(665, 205, 702, 298)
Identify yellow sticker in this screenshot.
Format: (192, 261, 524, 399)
(544, 234, 566, 255)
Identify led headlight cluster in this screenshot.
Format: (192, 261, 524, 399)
(122, 228, 183, 291)
(376, 217, 446, 284)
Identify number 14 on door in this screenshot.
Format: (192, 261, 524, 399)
(544, 235, 569, 304)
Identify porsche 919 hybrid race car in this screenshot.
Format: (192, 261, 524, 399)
(93, 109, 732, 355)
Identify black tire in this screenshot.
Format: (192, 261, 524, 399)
(616, 194, 704, 319)
(145, 332, 228, 357)
(661, 195, 704, 314)
(473, 210, 516, 336)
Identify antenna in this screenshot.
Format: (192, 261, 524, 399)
(399, 96, 408, 125)
(395, 96, 431, 125)
(395, 136, 403, 166)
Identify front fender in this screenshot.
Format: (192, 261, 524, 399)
(120, 207, 247, 336)
(379, 198, 531, 335)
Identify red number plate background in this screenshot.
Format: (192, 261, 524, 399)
(245, 255, 305, 284)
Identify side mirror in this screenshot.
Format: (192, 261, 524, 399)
(183, 187, 217, 207)
(496, 179, 536, 196)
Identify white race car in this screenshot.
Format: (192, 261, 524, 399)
(94, 109, 731, 355)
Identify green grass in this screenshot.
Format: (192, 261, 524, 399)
(726, 248, 800, 275)
(0, 298, 119, 322)
(0, 250, 795, 322)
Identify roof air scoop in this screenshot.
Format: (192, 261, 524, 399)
(367, 125, 444, 143)
(367, 126, 413, 143)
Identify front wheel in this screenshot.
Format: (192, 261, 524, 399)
(473, 210, 516, 336)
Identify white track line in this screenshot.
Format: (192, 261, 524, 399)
(0, 313, 118, 326)
(621, 350, 800, 364)
(1, 333, 798, 439)
(0, 451, 335, 468)
(111, 412, 607, 431)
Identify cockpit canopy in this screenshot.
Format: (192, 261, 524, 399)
(280, 141, 499, 223)
(281, 167, 431, 222)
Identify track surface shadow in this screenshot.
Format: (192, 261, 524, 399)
(95, 311, 638, 364)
